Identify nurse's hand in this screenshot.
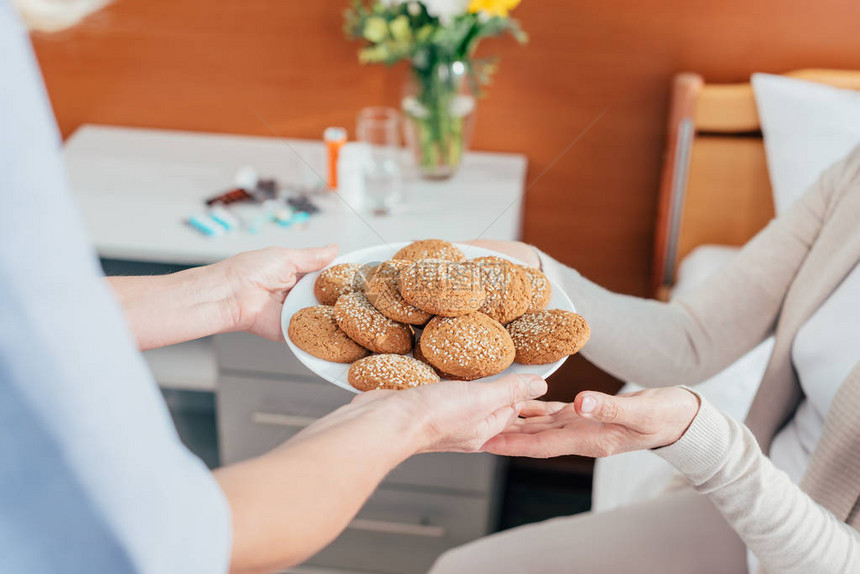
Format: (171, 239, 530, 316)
(388, 373, 550, 453)
(213, 245, 338, 341)
(483, 386, 700, 458)
(219, 373, 548, 572)
(294, 374, 549, 454)
(110, 244, 337, 350)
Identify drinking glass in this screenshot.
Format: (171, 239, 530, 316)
(356, 106, 403, 215)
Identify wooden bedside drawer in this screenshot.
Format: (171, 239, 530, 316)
(304, 487, 491, 574)
(217, 374, 353, 463)
(218, 375, 500, 494)
(214, 332, 316, 378)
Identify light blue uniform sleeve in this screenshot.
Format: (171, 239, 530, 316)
(0, 3, 232, 573)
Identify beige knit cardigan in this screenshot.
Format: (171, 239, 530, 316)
(539, 146, 860, 573)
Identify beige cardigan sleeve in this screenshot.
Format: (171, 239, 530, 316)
(536, 157, 849, 388)
(654, 395, 860, 574)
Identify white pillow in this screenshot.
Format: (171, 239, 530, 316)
(752, 73, 860, 214)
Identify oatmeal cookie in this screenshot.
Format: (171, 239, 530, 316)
(420, 312, 515, 380)
(392, 239, 466, 262)
(506, 310, 590, 364)
(314, 263, 362, 305)
(473, 256, 532, 324)
(522, 266, 552, 312)
(413, 334, 468, 381)
(364, 260, 433, 325)
(399, 259, 485, 317)
(287, 305, 369, 363)
(348, 354, 440, 391)
(333, 292, 413, 354)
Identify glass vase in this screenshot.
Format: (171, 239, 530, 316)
(402, 60, 477, 180)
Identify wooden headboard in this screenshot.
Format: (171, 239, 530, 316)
(651, 69, 860, 299)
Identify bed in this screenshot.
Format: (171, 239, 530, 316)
(593, 69, 860, 513)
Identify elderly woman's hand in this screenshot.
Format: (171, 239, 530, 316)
(212, 245, 338, 341)
(482, 387, 700, 458)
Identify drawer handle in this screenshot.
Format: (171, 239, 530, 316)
(250, 412, 317, 429)
(347, 518, 447, 538)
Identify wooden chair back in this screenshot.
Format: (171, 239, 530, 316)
(651, 69, 860, 299)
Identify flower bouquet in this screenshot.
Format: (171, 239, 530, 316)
(345, 0, 527, 179)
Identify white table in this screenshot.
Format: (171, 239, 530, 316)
(65, 125, 527, 265)
(64, 125, 528, 574)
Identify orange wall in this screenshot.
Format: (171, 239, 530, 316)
(32, 0, 860, 399)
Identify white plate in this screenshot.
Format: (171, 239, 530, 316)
(281, 242, 576, 393)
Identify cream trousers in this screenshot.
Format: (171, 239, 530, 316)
(429, 489, 747, 574)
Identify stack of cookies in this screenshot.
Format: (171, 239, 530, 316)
(288, 239, 590, 392)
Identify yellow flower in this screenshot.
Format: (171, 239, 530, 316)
(363, 17, 388, 43)
(468, 0, 521, 18)
(389, 15, 411, 42)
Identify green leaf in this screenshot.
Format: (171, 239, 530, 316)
(415, 23, 435, 43)
(432, 15, 476, 57)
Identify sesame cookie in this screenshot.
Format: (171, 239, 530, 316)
(364, 260, 433, 325)
(392, 239, 466, 262)
(348, 354, 440, 391)
(314, 263, 362, 305)
(399, 259, 485, 317)
(420, 312, 515, 380)
(473, 256, 532, 324)
(506, 310, 590, 365)
(522, 266, 552, 312)
(353, 263, 379, 293)
(288, 305, 370, 363)
(413, 334, 467, 381)
(333, 292, 414, 354)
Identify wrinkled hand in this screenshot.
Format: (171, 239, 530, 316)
(213, 245, 338, 340)
(465, 239, 541, 268)
(483, 387, 700, 458)
(344, 374, 549, 454)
